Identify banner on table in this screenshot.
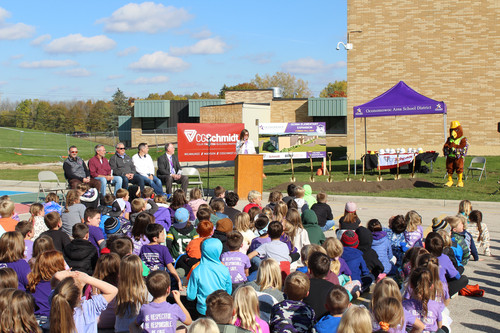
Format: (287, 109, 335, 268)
(378, 153, 416, 170)
(177, 123, 244, 162)
(258, 122, 327, 160)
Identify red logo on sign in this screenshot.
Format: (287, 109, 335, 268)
(177, 123, 244, 162)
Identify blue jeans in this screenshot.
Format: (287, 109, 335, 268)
(120, 173, 145, 190)
(321, 220, 336, 232)
(138, 174, 165, 195)
(95, 176, 123, 196)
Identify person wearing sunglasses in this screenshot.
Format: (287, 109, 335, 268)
(63, 146, 101, 190)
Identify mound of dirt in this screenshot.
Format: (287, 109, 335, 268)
(268, 178, 436, 193)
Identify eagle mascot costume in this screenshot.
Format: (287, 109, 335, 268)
(443, 121, 468, 187)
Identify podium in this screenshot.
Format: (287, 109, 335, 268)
(234, 154, 263, 199)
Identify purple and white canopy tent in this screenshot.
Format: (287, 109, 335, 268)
(352, 81, 447, 174)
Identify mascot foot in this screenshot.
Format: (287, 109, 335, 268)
(457, 181, 464, 187)
(457, 173, 464, 187)
(444, 174, 454, 187)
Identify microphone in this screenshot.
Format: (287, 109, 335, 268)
(207, 135, 211, 147)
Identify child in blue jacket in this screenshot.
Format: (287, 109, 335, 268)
(340, 230, 373, 293)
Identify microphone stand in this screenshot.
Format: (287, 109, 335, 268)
(206, 136, 211, 201)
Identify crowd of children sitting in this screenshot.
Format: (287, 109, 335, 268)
(0, 182, 492, 333)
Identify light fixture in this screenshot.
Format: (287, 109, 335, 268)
(336, 42, 353, 50)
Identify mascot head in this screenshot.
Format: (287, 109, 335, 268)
(450, 121, 463, 139)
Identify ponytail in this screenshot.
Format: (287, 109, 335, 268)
(50, 277, 80, 333)
(410, 267, 433, 317)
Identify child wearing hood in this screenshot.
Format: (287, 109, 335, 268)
(303, 184, 317, 208)
(355, 226, 384, 278)
(293, 187, 309, 212)
(367, 219, 396, 276)
(187, 238, 232, 316)
(340, 230, 373, 293)
(301, 209, 325, 245)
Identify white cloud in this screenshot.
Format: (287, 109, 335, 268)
(117, 46, 138, 57)
(170, 37, 228, 56)
(242, 52, 274, 64)
(59, 68, 91, 77)
(282, 58, 346, 74)
(129, 51, 189, 72)
(98, 2, 192, 33)
(192, 29, 212, 39)
(107, 74, 124, 80)
(31, 34, 51, 45)
(0, 7, 35, 40)
(129, 76, 169, 84)
(9, 54, 23, 60)
(45, 34, 116, 54)
(19, 59, 78, 69)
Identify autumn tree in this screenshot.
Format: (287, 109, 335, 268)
(15, 99, 33, 128)
(251, 72, 312, 98)
(320, 80, 347, 97)
(218, 82, 258, 99)
(33, 101, 51, 131)
(88, 101, 113, 133)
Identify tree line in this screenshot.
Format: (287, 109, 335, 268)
(0, 72, 346, 134)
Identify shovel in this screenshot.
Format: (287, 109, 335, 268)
(327, 152, 333, 182)
(309, 152, 315, 182)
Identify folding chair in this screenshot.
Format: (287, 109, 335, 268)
(38, 171, 67, 202)
(466, 157, 486, 181)
(181, 167, 204, 195)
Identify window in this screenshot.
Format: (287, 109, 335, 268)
(141, 118, 171, 134)
(313, 116, 346, 134)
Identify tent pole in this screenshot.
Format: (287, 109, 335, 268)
(354, 117, 357, 175)
(364, 117, 368, 156)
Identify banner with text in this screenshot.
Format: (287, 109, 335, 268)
(177, 123, 244, 162)
(258, 122, 327, 160)
(378, 153, 415, 170)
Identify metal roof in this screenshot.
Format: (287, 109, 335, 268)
(308, 97, 347, 116)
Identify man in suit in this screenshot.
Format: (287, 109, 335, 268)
(157, 142, 189, 195)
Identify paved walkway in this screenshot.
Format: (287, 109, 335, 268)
(2, 179, 499, 332)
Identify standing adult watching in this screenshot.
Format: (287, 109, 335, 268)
(63, 146, 100, 190)
(132, 143, 166, 196)
(157, 143, 189, 195)
(88, 144, 123, 197)
(109, 142, 144, 190)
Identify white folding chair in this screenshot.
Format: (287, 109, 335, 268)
(181, 167, 204, 195)
(38, 171, 67, 202)
(466, 157, 486, 181)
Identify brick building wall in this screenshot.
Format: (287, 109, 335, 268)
(200, 104, 243, 124)
(130, 117, 176, 148)
(225, 90, 274, 104)
(347, 0, 500, 158)
(270, 99, 313, 123)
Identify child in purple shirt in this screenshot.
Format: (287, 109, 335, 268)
(221, 231, 251, 285)
(0, 231, 31, 291)
(139, 223, 183, 290)
(84, 207, 105, 254)
(15, 221, 34, 262)
(135, 270, 192, 332)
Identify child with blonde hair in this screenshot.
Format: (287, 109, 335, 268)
(447, 216, 471, 265)
(468, 210, 491, 256)
(243, 190, 262, 213)
(458, 199, 472, 221)
(284, 208, 310, 255)
(29, 203, 47, 239)
(404, 210, 423, 247)
(233, 285, 269, 333)
(188, 187, 207, 217)
(456, 214, 479, 261)
(50, 270, 118, 333)
(337, 305, 372, 333)
(0, 199, 17, 232)
(293, 186, 308, 212)
(115, 255, 148, 332)
(43, 192, 63, 215)
(372, 297, 404, 333)
(234, 212, 254, 253)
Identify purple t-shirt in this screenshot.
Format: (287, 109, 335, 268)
(437, 253, 459, 283)
(221, 251, 251, 283)
(372, 308, 416, 333)
(128, 233, 150, 256)
(338, 257, 352, 276)
(136, 301, 186, 333)
(24, 239, 34, 262)
(404, 225, 424, 248)
(33, 280, 52, 316)
(249, 236, 270, 253)
(140, 244, 174, 271)
(88, 225, 105, 254)
(402, 298, 443, 332)
(0, 259, 30, 291)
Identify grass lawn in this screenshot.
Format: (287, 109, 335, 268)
(1, 150, 498, 202)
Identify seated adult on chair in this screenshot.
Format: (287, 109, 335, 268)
(88, 144, 123, 198)
(157, 142, 188, 195)
(132, 142, 166, 196)
(63, 145, 100, 190)
(109, 142, 144, 190)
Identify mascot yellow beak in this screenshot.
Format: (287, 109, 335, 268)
(451, 130, 457, 138)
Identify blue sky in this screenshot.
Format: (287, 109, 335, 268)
(0, 1, 347, 102)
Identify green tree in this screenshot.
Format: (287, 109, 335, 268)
(88, 101, 113, 133)
(33, 101, 51, 131)
(146, 93, 161, 100)
(218, 82, 258, 99)
(320, 80, 347, 97)
(15, 99, 33, 128)
(112, 88, 131, 116)
(251, 72, 312, 98)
